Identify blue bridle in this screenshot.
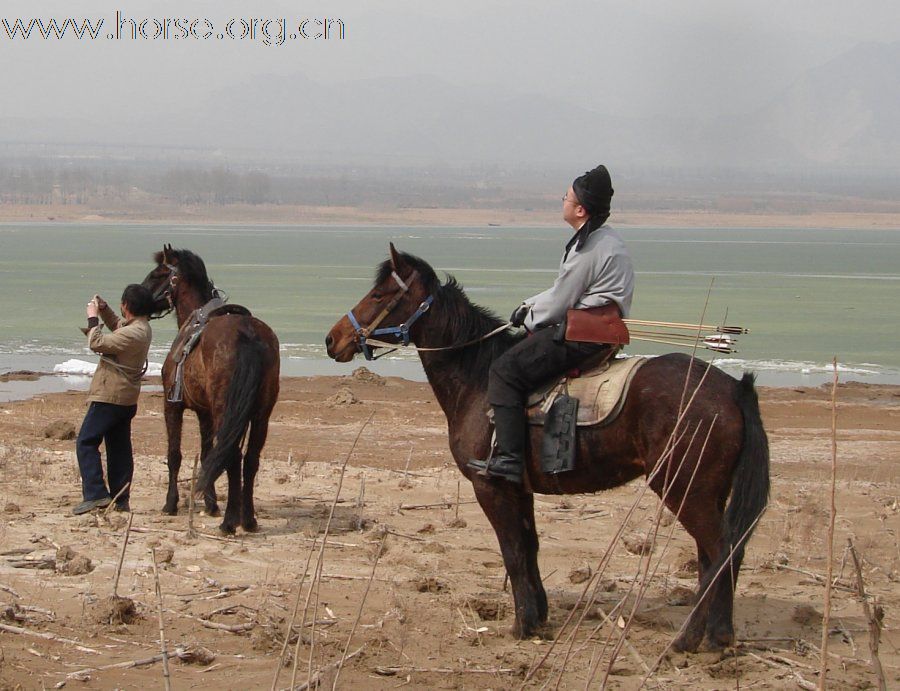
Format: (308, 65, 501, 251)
(346, 269, 434, 361)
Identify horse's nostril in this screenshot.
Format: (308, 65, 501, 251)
(325, 334, 334, 349)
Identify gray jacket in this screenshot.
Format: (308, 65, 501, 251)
(524, 224, 634, 331)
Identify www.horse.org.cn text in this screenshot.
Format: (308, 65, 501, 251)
(0, 13, 346, 46)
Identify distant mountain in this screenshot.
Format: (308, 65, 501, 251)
(2, 42, 897, 172)
(703, 41, 900, 168)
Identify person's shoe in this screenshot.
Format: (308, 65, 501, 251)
(467, 404, 526, 484)
(72, 497, 111, 515)
(114, 501, 130, 513)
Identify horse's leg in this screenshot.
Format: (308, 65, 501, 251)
(240, 417, 269, 533)
(472, 479, 546, 638)
(162, 401, 184, 515)
(670, 507, 723, 652)
(219, 448, 242, 535)
(197, 411, 220, 517)
(703, 545, 738, 649)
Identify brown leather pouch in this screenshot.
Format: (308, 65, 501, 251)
(564, 304, 630, 345)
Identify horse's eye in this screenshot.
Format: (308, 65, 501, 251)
(372, 291, 383, 301)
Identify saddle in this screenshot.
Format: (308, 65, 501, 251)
(526, 354, 646, 428)
(168, 298, 252, 403)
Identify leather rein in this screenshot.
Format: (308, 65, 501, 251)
(346, 270, 508, 361)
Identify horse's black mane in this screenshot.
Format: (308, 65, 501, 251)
(376, 252, 524, 379)
(156, 248, 216, 301)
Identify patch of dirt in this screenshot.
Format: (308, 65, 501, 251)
(94, 595, 140, 625)
(324, 387, 359, 406)
(346, 367, 386, 386)
(0, 378, 897, 689)
(42, 420, 76, 440)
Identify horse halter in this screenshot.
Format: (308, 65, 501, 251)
(149, 262, 180, 319)
(346, 269, 434, 361)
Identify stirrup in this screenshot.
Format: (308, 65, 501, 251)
(467, 454, 524, 484)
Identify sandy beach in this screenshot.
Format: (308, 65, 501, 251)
(0, 372, 897, 688)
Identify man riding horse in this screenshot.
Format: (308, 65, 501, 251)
(468, 164, 635, 484)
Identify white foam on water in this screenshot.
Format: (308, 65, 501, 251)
(712, 357, 885, 376)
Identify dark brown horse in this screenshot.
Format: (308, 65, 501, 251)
(326, 244, 769, 652)
(142, 246, 280, 534)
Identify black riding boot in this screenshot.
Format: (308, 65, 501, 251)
(467, 405, 526, 483)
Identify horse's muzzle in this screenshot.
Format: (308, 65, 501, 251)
(325, 322, 358, 362)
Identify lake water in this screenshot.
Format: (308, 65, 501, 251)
(1, 222, 899, 399)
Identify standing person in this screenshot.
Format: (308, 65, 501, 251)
(72, 284, 154, 514)
(468, 164, 634, 483)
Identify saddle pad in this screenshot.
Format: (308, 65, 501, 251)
(526, 356, 646, 427)
(170, 302, 251, 364)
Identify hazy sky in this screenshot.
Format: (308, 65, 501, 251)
(3, 1, 898, 121)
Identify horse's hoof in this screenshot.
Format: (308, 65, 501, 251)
(672, 631, 702, 653)
(703, 627, 735, 651)
(162, 504, 178, 516)
(219, 522, 237, 536)
(512, 622, 552, 640)
(205, 505, 221, 517)
(242, 518, 259, 533)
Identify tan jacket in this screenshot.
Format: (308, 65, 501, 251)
(86, 305, 152, 406)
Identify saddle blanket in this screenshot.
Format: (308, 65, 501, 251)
(526, 356, 646, 428)
(167, 299, 251, 403)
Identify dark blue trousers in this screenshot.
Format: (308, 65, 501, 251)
(76, 402, 137, 503)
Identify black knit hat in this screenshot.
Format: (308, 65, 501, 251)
(572, 164, 614, 217)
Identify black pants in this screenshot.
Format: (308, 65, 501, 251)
(488, 327, 608, 407)
(76, 402, 137, 503)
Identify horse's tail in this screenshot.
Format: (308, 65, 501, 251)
(705, 373, 770, 590)
(199, 332, 265, 492)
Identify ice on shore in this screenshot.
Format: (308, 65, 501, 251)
(53, 359, 162, 377)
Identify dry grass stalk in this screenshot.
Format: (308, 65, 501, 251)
(848, 539, 887, 691)
(291, 412, 374, 691)
(355, 473, 365, 531)
(401, 444, 413, 483)
(541, 419, 706, 687)
(150, 547, 173, 691)
(331, 532, 387, 690)
(744, 651, 818, 689)
(188, 453, 199, 538)
(398, 500, 478, 511)
(271, 541, 318, 691)
(1, 583, 21, 598)
(0, 622, 100, 654)
(281, 646, 364, 691)
(65, 647, 212, 678)
(596, 417, 718, 688)
(103, 482, 131, 516)
(639, 513, 764, 687)
(112, 512, 134, 597)
(818, 358, 840, 690)
(375, 664, 517, 675)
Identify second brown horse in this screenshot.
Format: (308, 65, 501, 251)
(142, 246, 280, 534)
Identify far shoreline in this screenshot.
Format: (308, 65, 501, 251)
(5, 365, 900, 404)
(2, 203, 900, 230)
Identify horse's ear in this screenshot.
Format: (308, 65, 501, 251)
(162, 245, 170, 264)
(389, 243, 403, 270)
